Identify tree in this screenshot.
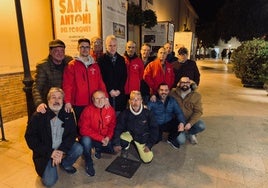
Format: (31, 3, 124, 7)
(217, 0, 268, 42)
(195, 21, 218, 47)
(193, 0, 268, 45)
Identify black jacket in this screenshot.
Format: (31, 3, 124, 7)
(98, 52, 127, 111)
(172, 59, 200, 87)
(24, 107, 77, 177)
(113, 107, 159, 149)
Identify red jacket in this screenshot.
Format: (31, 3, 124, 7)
(124, 55, 144, 94)
(143, 59, 174, 94)
(78, 105, 116, 142)
(63, 60, 107, 106)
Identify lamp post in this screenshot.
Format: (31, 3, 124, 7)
(14, 0, 35, 120)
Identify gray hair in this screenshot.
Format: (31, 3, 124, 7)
(47, 87, 64, 100)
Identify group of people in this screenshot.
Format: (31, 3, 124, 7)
(25, 36, 205, 186)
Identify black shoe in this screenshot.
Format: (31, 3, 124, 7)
(86, 165, 95, 176)
(60, 164, 77, 174)
(167, 139, 180, 149)
(120, 149, 128, 158)
(94, 152, 101, 159)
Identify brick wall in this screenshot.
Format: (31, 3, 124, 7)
(0, 72, 28, 123)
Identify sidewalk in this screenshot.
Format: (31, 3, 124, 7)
(0, 59, 267, 188)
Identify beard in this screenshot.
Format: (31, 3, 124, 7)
(49, 102, 63, 113)
(160, 93, 168, 100)
(181, 85, 190, 91)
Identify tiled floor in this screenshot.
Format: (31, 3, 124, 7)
(1, 59, 268, 188)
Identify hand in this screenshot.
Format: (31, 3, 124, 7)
(114, 90, 120, 97)
(104, 98, 111, 108)
(178, 123, 184, 132)
(102, 137, 109, 146)
(65, 103, 72, 113)
(184, 123, 192, 131)
(51, 150, 63, 166)
(150, 95, 156, 102)
(113, 145, 122, 153)
(37, 103, 47, 114)
(109, 90, 116, 97)
(143, 146, 150, 152)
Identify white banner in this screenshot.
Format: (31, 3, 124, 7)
(101, 0, 127, 54)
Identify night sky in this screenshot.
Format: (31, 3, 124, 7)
(189, 0, 226, 21)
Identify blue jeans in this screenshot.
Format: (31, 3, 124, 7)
(80, 136, 93, 166)
(176, 120, 206, 145)
(80, 136, 113, 164)
(41, 142, 83, 187)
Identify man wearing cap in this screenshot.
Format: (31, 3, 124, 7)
(32, 39, 73, 114)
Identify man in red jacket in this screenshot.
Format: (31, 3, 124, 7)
(63, 38, 108, 121)
(143, 47, 175, 101)
(78, 90, 116, 177)
(123, 41, 144, 100)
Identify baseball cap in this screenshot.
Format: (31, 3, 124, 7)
(49, 39, 66, 49)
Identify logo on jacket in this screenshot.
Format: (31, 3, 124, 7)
(132, 64, 139, 70)
(90, 67, 96, 75)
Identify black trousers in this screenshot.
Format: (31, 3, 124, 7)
(159, 118, 180, 141)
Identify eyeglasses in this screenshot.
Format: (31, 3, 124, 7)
(79, 46, 90, 50)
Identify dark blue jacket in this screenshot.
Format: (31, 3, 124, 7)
(147, 96, 186, 125)
(113, 107, 159, 149)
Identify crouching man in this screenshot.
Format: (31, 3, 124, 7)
(25, 87, 83, 187)
(113, 90, 159, 163)
(170, 77, 205, 145)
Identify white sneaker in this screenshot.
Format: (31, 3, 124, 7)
(189, 134, 198, 144)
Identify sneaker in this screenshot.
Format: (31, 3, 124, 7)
(60, 164, 77, 174)
(167, 139, 180, 149)
(120, 149, 128, 158)
(189, 134, 198, 144)
(86, 165, 95, 176)
(94, 151, 101, 159)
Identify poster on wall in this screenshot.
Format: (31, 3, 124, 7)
(52, 0, 100, 56)
(142, 22, 174, 55)
(173, 32, 194, 58)
(101, 0, 127, 54)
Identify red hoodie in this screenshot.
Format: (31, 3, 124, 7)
(63, 59, 107, 106)
(78, 105, 116, 142)
(124, 55, 144, 94)
(143, 59, 174, 94)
